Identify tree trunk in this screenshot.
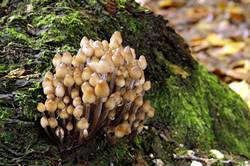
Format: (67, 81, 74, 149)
(0, 0, 249, 165)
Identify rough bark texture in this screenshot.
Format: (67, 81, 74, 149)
(0, 0, 249, 165)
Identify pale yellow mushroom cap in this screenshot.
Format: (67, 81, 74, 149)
(96, 60, 112, 74)
(105, 97, 116, 110)
(128, 64, 142, 79)
(45, 99, 57, 112)
(55, 84, 65, 98)
(66, 122, 73, 131)
(110, 31, 122, 45)
(37, 102, 46, 112)
(62, 51, 72, 64)
(109, 38, 119, 50)
(81, 67, 92, 81)
(123, 90, 136, 102)
(52, 53, 62, 67)
(57, 100, 66, 109)
(55, 63, 67, 78)
(59, 109, 69, 119)
(112, 48, 124, 66)
(42, 78, 53, 88)
(48, 118, 58, 128)
(73, 97, 82, 107)
(82, 87, 96, 104)
(71, 87, 80, 99)
(94, 43, 104, 58)
(82, 43, 94, 57)
(80, 36, 88, 47)
(73, 105, 83, 120)
(44, 71, 53, 80)
(102, 40, 109, 50)
(138, 55, 147, 70)
(77, 118, 89, 129)
(63, 96, 70, 104)
(73, 68, 83, 85)
(142, 100, 151, 113)
(43, 86, 54, 95)
(66, 105, 74, 114)
(123, 46, 134, 64)
(40, 116, 49, 128)
(137, 124, 144, 133)
(76, 48, 87, 64)
(115, 76, 125, 87)
(64, 74, 74, 87)
(47, 93, 55, 99)
(147, 108, 155, 118)
(89, 73, 100, 87)
(95, 80, 110, 97)
(114, 125, 125, 138)
(143, 81, 151, 91)
(134, 96, 143, 106)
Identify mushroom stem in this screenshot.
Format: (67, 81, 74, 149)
(85, 104, 91, 121)
(89, 98, 103, 136)
(109, 69, 117, 93)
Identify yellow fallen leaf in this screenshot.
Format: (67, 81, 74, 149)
(158, 0, 184, 8)
(218, 42, 245, 56)
(229, 81, 250, 109)
(3, 68, 25, 78)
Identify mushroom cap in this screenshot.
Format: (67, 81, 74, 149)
(43, 86, 54, 95)
(55, 84, 65, 97)
(53, 53, 62, 67)
(82, 87, 96, 103)
(64, 74, 75, 87)
(143, 81, 151, 91)
(138, 55, 147, 70)
(77, 118, 89, 129)
(55, 63, 68, 78)
(48, 118, 58, 128)
(81, 67, 92, 81)
(57, 100, 66, 109)
(73, 97, 82, 107)
(110, 31, 122, 45)
(71, 87, 80, 99)
(45, 99, 57, 112)
(105, 97, 116, 110)
(89, 73, 100, 87)
(40, 116, 49, 128)
(37, 103, 46, 112)
(76, 48, 87, 64)
(59, 109, 69, 119)
(66, 105, 74, 114)
(66, 122, 73, 131)
(95, 80, 110, 97)
(73, 105, 83, 120)
(63, 96, 70, 104)
(128, 64, 142, 79)
(112, 48, 124, 66)
(62, 51, 72, 64)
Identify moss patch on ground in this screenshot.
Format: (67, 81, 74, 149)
(0, 0, 249, 165)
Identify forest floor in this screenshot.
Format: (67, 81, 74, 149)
(138, 0, 250, 109)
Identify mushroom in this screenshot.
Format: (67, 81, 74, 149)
(37, 31, 155, 151)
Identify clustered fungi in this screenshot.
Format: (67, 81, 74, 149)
(37, 31, 155, 150)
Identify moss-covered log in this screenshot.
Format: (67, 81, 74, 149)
(0, 0, 249, 165)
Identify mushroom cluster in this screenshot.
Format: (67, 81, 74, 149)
(37, 31, 155, 150)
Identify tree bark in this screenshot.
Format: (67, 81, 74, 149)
(0, 0, 249, 165)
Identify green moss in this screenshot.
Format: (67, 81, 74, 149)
(149, 65, 250, 157)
